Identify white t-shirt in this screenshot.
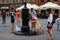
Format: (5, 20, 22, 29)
(48, 13, 53, 23)
(56, 18, 60, 27)
(30, 11, 37, 19)
(56, 18, 60, 21)
(56, 18, 60, 22)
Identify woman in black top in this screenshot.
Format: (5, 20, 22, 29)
(11, 12, 15, 33)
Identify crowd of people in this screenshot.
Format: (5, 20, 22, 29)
(0, 9, 21, 33)
(0, 8, 60, 40)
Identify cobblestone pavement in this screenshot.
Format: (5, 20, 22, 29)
(0, 17, 60, 40)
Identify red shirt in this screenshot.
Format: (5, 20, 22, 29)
(16, 12, 21, 19)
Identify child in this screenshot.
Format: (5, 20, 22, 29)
(35, 21, 44, 34)
(11, 12, 15, 33)
(16, 10, 21, 26)
(31, 17, 37, 32)
(56, 15, 60, 31)
(15, 10, 21, 32)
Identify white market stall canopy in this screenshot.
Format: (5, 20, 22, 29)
(16, 3, 39, 11)
(31, 4, 39, 10)
(1, 7, 9, 9)
(39, 2, 60, 10)
(16, 3, 31, 11)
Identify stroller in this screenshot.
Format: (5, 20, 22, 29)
(31, 18, 44, 34)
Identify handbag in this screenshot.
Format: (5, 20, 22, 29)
(47, 23, 52, 27)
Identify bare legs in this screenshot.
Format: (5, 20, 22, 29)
(47, 28, 53, 40)
(16, 19, 20, 26)
(31, 22, 36, 31)
(11, 23, 14, 33)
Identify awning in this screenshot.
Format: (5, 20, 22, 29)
(1, 7, 9, 9)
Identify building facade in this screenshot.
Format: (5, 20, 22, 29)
(0, 0, 60, 10)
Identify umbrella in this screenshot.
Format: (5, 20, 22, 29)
(39, 2, 60, 10)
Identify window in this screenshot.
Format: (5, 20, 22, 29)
(40, 0, 44, 2)
(2, 0, 4, 4)
(27, 0, 31, 2)
(18, 0, 22, 3)
(11, 0, 13, 3)
(54, 0, 58, 1)
(16, 0, 18, 3)
(16, 0, 22, 3)
(13, 0, 15, 3)
(11, 0, 15, 3)
(10, 0, 11, 3)
(14, 0, 17, 3)
(23, 0, 25, 2)
(15, 0, 21, 3)
(6, 0, 8, 4)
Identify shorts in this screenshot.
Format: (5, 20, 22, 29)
(47, 26, 52, 29)
(11, 19, 15, 23)
(47, 22, 52, 29)
(16, 18, 20, 22)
